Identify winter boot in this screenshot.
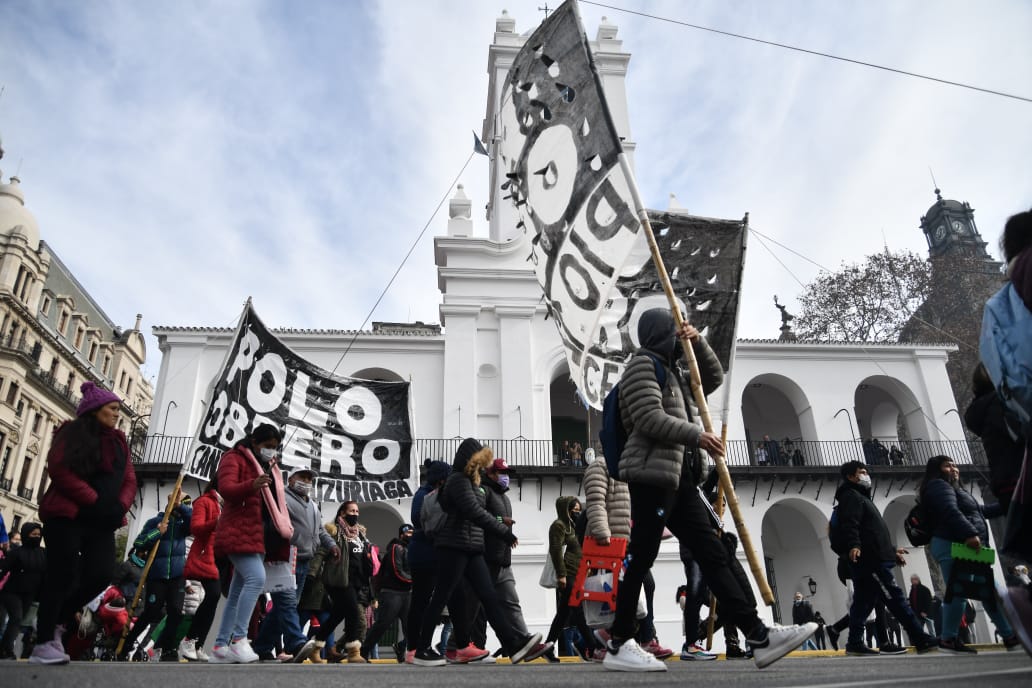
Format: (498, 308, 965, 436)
(345, 640, 367, 663)
(308, 640, 327, 664)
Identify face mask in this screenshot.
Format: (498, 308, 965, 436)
(291, 482, 312, 497)
(497, 474, 510, 489)
(25, 536, 42, 549)
(344, 514, 359, 526)
(259, 447, 278, 461)
(857, 474, 872, 489)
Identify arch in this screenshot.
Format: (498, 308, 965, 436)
(761, 497, 841, 626)
(741, 373, 817, 464)
(320, 499, 406, 555)
(854, 376, 929, 463)
(548, 358, 598, 464)
(349, 367, 405, 383)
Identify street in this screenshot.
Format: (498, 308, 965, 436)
(4, 651, 1029, 688)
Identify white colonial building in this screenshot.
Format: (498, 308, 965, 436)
(137, 12, 1000, 650)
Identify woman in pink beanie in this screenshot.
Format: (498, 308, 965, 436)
(30, 381, 136, 665)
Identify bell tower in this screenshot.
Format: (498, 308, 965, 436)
(919, 188, 993, 261)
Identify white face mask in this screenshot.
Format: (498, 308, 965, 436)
(259, 447, 279, 461)
(291, 482, 312, 497)
(857, 473, 872, 489)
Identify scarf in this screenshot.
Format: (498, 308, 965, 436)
(336, 515, 361, 542)
(243, 447, 294, 541)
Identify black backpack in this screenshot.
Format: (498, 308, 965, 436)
(904, 501, 933, 547)
(598, 353, 666, 480)
(828, 504, 849, 556)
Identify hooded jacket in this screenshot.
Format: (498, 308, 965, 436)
(964, 391, 1023, 504)
(617, 309, 724, 490)
(285, 484, 336, 562)
(548, 495, 583, 579)
(435, 439, 514, 554)
(375, 536, 412, 592)
(408, 460, 451, 568)
(133, 505, 192, 581)
(834, 479, 896, 565)
(0, 522, 46, 598)
(583, 458, 631, 541)
(184, 490, 221, 580)
(483, 474, 515, 567)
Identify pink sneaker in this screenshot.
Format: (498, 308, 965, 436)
(405, 649, 416, 664)
(448, 643, 489, 663)
(642, 638, 674, 660)
(29, 639, 70, 665)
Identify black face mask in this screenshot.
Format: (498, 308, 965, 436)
(343, 514, 359, 526)
(24, 536, 42, 549)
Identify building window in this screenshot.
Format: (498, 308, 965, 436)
(41, 295, 51, 315)
(102, 354, 111, 377)
(5, 381, 19, 406)
(31, 412, 42, 435)
(126, 378, 133, 396)
(49, 358, 59, 378)
(17, 454, 33, 494)
(58, 311, 70, 335)
(89, 341, 99, 363)
(74, 327, 85, 349)
(67, 372, 75, 393)
(119, 371, 127, 391)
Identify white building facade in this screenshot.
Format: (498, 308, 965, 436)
(140, 12, 998, 649)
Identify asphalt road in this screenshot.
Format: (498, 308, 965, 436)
(4, 651, 1029, 688)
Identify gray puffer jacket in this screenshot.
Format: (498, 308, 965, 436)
(617, 309, 723, 490)
(583, 459, 630, 541)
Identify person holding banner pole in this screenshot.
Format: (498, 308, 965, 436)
(208, 423, 287, 664)
(602, 310, 816, 672)
(29, 383, 136, 665)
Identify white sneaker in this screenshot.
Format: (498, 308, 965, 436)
(602, 638, 667, 672)
(178, 638, 198, 661)
(208, 644, 235, 664)
(229, 638, 259, 664)
(750, 623, 818, 669)
(194, 646, 210, 662)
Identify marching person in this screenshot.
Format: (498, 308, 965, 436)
(0, 522, 45, 659)
(908, 575, 935, 637)
(413, 438, 547, 666)
(404, 459, 451, 664)
(602, 309, 816, 671)
(179, 477, 222, 661)
(208, 423, 292, 664)
(835, 460, 938, 656)
(544, 496, 598, 660)
(31, 383, 136, 665)
(919, 455, 1020, 653)
(363, 523, 413, 660)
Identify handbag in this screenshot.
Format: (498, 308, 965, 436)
(582, 570, 648, 627)
(539, 555, 558, 589)
(263, 546, 297, 594)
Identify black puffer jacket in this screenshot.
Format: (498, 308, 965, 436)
(964, 391, 1023, 506)
(835, 480, 896, 565)
(483, 474, 514, 567)
(435, 439, 514, 554)
(0, 522, 46, 598)
(922, 477, 994, 543)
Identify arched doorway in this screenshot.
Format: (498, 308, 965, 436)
(549, 364, 599, 465)
(854, 376, 928, 465)
(761, 498, 841, 625)
(349, 367, 405, 382)
(741, 374, 817, 464)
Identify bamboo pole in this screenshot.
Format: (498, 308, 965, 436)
(114, 475, 185, 657)
(619, 154, 774, 607)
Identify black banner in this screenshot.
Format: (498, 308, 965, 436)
(184, 305, 416, 503)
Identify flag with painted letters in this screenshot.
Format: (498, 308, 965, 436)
(183, 304, 416, 504)
(497, 0, 744, 410)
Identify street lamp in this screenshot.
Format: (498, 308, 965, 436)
(161, 400, 178, 435)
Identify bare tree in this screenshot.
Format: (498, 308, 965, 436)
(796, 250, 932, 342)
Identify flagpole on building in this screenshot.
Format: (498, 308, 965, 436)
(117, 298, 253, 657)
(616, 152, 774, 607)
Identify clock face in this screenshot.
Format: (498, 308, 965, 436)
(934, 225, 946, 241)
(952, 220, 965, 233)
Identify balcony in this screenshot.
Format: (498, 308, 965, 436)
(133, 435, 988, 471)
(0, 478, 11, 491)
(17, 487, 33, 501)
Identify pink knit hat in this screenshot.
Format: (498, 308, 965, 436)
(77, 381, 122, 417)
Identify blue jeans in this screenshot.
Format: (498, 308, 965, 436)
(254, 559, 310, 654)
(848, 560, 924, 647)
(214, 553, 266, 647)
(930, 537, 1013, 641)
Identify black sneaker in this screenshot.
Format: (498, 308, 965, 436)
(725, 645, 748, 659)
(914, 635, 939, 654)
(878, 643, 907, 655)
(256, 650, 282, 663)
(413, 648, 447, 667)
(393, 642, 406, 663)
(938, 638, 976, 655)
(159, 649, 180, 662)
(827, 626, 840, 651)
(845, 643, 880, 656)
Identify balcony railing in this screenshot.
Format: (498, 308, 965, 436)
(133, 435, 988, 470)
(0, 478, 11, 491)
(17, 487, 33, 501)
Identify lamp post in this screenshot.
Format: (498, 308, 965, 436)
(161, 400, 178, 435)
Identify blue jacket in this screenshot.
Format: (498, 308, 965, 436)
(133, 506, 192, 581)
(923, 478, 1000, 543)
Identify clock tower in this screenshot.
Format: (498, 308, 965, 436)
(919, 188, 991, 260)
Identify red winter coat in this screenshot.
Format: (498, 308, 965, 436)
(213, 447, 265, 557)
(38, 424, 136, 526)
(184, 490, 221, 580)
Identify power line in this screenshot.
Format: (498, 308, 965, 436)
(581, 1, 1032, 104)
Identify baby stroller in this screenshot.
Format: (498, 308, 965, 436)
(66, 586, 131, 661)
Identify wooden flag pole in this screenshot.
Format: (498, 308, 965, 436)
(618, 154, 774, 607)
(114, 475, 185, 657)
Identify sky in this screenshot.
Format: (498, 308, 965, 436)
(2, 0, 1031, 381)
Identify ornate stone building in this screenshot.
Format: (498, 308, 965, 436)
(901, 190, 1005, 420)
(0, 164, 153, 532)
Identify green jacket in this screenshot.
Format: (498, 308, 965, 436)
(548, 495, 582, 580)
